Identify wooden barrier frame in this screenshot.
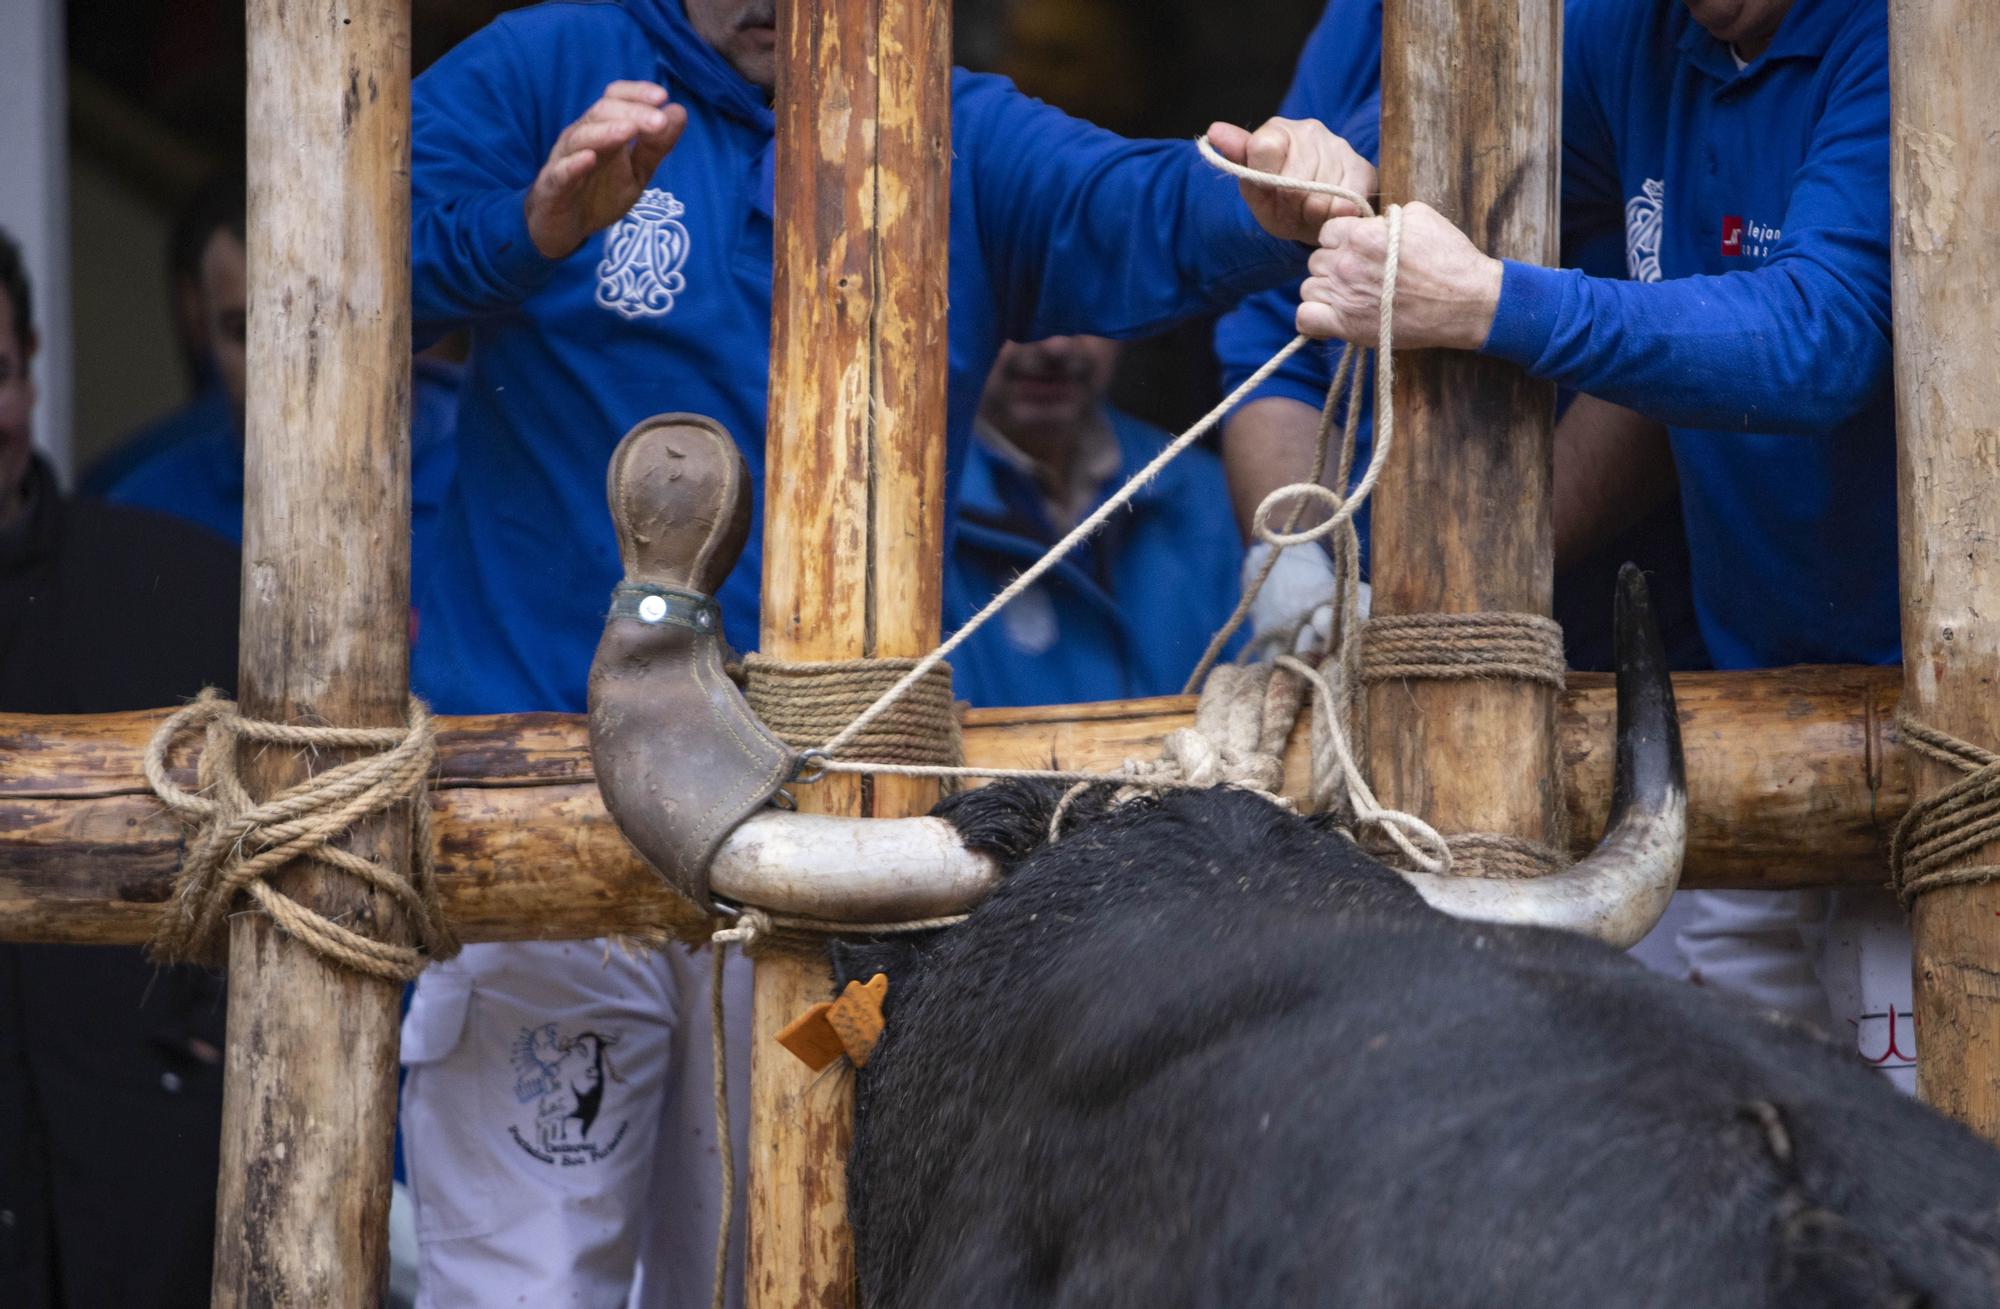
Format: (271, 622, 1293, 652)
(0, 0, 1994, 1304)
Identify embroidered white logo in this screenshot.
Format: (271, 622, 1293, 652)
(1624, 178, 1665, 283)
(595, 189, 691, 320)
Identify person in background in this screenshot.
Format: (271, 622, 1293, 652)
(0, 229, 239, 1306)
(74, 176, 243, 498)
(84, 174, 462, 559)
(949, 335, 1243, 708)
(1269, 0, 1898, 1060)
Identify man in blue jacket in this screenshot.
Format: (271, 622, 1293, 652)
(397, 1, 1366, 1301)
(949, 335, 1243, 709)
(91, 177, 462, 555)
(1253, 0, 1900, 1067)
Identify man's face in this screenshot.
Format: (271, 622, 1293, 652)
(198, 230, 249, 429)
(684, 0, 778, 92)
(0, 294, 35, 508)
(1682, 0, 1792, 52)
(979, 337, 1121, 451)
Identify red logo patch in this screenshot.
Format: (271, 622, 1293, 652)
(1720, 215, 1744, 256)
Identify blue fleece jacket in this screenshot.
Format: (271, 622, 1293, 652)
(405, 0, 1306, 716)
(100, 359, 463, 560)
(947, 410, 1244, 709)
(408, 2, 1312, 716)
(1216, 0, 1895, 672)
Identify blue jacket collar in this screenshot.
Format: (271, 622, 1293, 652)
(626, 0, 775, 134)
(1676, 0, 1853, 83)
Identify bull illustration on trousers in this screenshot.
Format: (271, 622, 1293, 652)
(589, 416, 2000, 1308)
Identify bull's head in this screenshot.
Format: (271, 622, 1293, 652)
(587, 417, 1685, 947)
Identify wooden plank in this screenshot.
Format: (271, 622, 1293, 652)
(1368, 0, 1563, 851)
(1890, 0, 2000, 1137)
(750, 0, 953, 1303)
(210, 0, 413, 1302)
(0, 667, 1911, 945)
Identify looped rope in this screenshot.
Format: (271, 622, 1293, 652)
(143, 689, 459, 982)
(743, 654, 962, 769)
(1890, 708, 2000, 905)
(1361, 612, 1567, 690)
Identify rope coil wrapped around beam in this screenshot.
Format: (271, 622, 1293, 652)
(143, 689, 459, 982)
(1360, 612, 1567, 690)
(1891, 708, 2000, 905)
(742, 653, 962, 771)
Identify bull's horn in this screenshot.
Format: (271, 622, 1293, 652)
(710, 812, 1002, 923)
(1395, 564, 1686, 948)
(588, 413, 997, 921)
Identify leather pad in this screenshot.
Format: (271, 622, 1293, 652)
(588, 414, 795, 911)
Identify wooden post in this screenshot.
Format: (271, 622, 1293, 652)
(1367, 5, 1564, 850)
(750, 0, 952, 1303)
(1891, 0, 2000, 1136)
(213, 0, 413, 1301)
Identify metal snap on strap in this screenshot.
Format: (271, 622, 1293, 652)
(608, 583, 724, 635)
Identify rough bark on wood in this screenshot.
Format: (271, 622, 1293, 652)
(210, 0, 414, 1302)
(1891, 0, 2000, 1137)
(750, 0, 952, 1303)
(0, 667, 1910, 946)
(1368, 0, 1564, 854)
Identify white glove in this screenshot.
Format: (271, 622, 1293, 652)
(1243, 541, 1369, 654)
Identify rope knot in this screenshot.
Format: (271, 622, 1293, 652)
(144, 689, 459, 982)
(1890, 708, 2000, 905)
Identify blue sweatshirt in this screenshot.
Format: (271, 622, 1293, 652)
(1216, 0, 1896, 672)
(948, 409, 1244, 709)
(406, 0, 1306, 716)
(101, 359, 463, 561)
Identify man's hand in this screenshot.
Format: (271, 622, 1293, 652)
(1206, 118, 1375, 245)
(1298, 202, 1503, 350)
(526, 82, 689, 260)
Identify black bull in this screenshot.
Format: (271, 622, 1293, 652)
(834, 782, 2000, 1308)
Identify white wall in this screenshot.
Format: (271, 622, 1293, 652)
(0, 0, 73, 484)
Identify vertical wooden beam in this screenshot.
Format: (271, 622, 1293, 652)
(1891, 0, 2000, 1137)
(215, 1, 412, 1302)
(1367, 1, 1564, 853)
(751, 0, 952, 1304)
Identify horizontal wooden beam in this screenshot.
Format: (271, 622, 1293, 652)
(0, 665, 1904, 947)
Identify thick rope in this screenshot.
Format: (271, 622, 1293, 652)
(1890, 708, 2000, 905)
(743, 654, 962, 768)
(143, 690, 459, 982)
(1361, 612, 1567, 689)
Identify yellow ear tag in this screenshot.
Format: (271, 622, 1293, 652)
(827, 972, 889, 1068)
(775, 973, 889, 1071)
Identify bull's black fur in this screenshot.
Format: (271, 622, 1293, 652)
(836, 781, 2000, 1309)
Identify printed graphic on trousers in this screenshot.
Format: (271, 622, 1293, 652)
(1624, 178, 1665, 283)
(595, 189, 691, 319)
(507, 1023, 630, 1166)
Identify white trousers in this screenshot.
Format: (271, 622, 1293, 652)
(1677, 888, 1915, 1094)
(401, 939, 753, 1309)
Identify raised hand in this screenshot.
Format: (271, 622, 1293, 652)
(526, 81, 689, 260)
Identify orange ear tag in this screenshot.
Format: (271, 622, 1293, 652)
(775, 1001, 845, 1072)
(775, 973, 890, 1071)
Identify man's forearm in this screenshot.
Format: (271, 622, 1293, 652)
(1222, 396, 1336, 542)
(1554, 393, 1678, 572)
